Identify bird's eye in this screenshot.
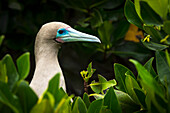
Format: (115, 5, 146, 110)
(58, 30, 64, 34)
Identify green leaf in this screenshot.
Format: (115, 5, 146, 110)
(98, 21, 114, 45)
(134, 0, 143, 21)
(30, 99, 53, 113)
(163, 21, 170, 34)
(90, 75, 116, 94)
(87, 99, 103, 113)
(83, 93, 90, 109)
(165, 49, 170, 68)
(115, 90, 140, 113)
(156, 51, 170, 90)
(0, 61, 7, 83)
(104, 87, 122, 113)
(1, 54, 19, 90)
(144, 57, 157, 79)
(0, 35, 5, 46)
(72, 97, 87, 113)
(16, 81, 38, 113)
(143, 26, 162, 42)
(124, 0, 143, 29)
(142, 40, 168, 51)
(0, 81, 23, 113)
(125, 75, 141, 104)
(130, 59, 165, 100)
(47, 73, 60, 95)
(140, 1, 163, 25)
(114, 63, 135, 93)
(134, 88, 146, 108)
(143, 0, 168, 20)
(54, 95, 72, 113)
(16, 52, 30, 80)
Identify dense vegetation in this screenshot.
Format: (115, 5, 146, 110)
(0, 0, 170, 113)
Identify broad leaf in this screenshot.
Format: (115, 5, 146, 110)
(143, 0, 168, 20)
(54, 95, 72, 113)
(144, 57, 157, 79)
(87, 99, 103, 113)
(124, 0, 143, 29)
(72, 97, 87, 113)
(163, 21, 170, 35)
(30, 99, 53, 113)
(17, 52, 30, 80)
(156, 51, 170, 95)
(140, 1, 163, 25)
(0, 61, 7, 82)
(83, 93, 90, 109)
(115, 90, 140, 113)
(125, 74, 141, 104)
(114, 63, 135, 93)
(143, 26, 162, 42)
(142, 40, 168, 51)
(16, 81, 38, 113)
(134, 88, 146, 108)
(0, 81, 23, 113)
(130, 59, 165, 100)
(1, 54, 19, 90)
(104, 87, 122, 113)
(90, 75, 116, 94)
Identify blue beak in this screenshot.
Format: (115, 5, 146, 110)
(55, 27, 101, 43)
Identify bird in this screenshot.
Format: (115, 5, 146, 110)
(30, 22, 101, 97)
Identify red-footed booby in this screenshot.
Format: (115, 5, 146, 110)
(30, 22, 100, 96)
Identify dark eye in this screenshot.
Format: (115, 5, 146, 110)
(59, 30, 64, 34)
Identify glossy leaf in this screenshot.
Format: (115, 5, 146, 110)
(72, 97, 87, 113)
(16, 81, 38, 113)
(104, 87, 122, 113)
(87, 99, 103, 113)
(144, 57, 157, 79)
(134, 0, 142, 21)
(143, 0, 168, 20)
(90, 75, 116, 94)
(114, 63, 135, 93)
(0, 61, 7, 82)
(156, 51, 170, 88)
(30, 99, 53, 113)
(1, 54, 19, 90)
(17, 52, 30, 80)
(54, 95, 72, 113)
(47, 73, 60, 95)
(134, 88, 146, 108)
(115, 90, 140, 113)
(124, 0, 143, 29)
(125, 74, 141, 104)
(163, 21, 170, 34)
(83, 93, 90, 109)
(140, 1, 163, 25)
(142, 40, 168, 51)
(130, 59, 164, 99)
(143, 26, 162, 42)
(0, 81, 23, 113)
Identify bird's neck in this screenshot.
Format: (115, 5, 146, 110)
(30, 42, 66, 97)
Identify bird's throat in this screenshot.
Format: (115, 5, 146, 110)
(30, 42, 66, 97)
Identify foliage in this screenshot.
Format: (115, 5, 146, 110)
(0, 51, 169, 112)
(0, 0, 170, 112)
